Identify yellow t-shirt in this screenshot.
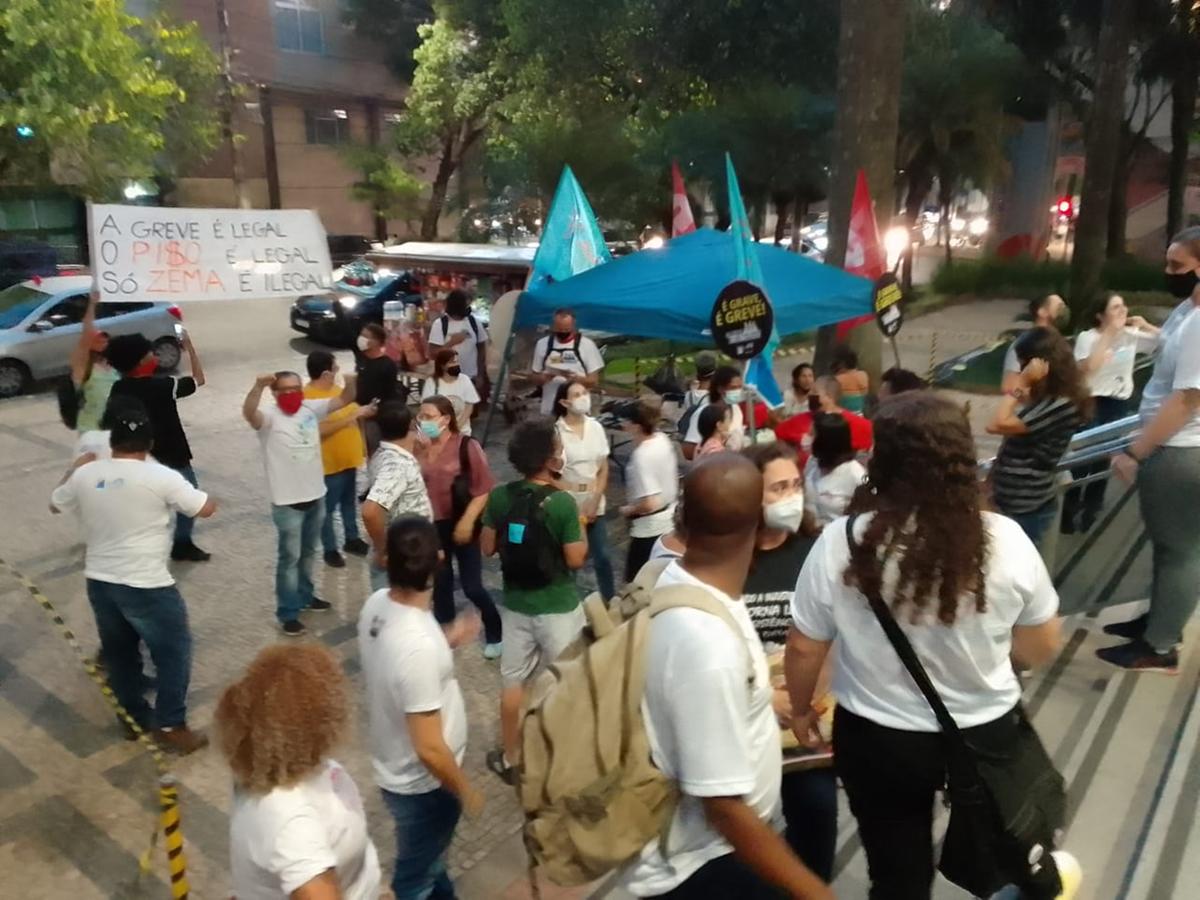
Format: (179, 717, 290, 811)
(303, 383, 365, 475)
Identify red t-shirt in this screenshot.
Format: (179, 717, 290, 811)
(775, 409, 873, 467)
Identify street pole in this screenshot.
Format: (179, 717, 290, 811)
(216, 0, 249, 209)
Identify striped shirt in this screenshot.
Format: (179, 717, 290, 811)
(992, 396, 1081, 514)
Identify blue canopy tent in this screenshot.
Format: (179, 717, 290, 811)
(515, 226, 873, 340)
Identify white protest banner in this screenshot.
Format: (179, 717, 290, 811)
(88, 205, 334, 302)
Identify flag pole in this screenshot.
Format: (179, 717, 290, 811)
(743, 359, 757, 443)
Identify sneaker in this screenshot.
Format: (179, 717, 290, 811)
(324, 550, 346, 568)
(486, 749, 517, 786)
(1052, 850, 1083, 900)
(1102, 614, 1148, 640)
(343, 538, 370, 557)
(153, 726, 209, 756)
(171, 541, 211, 562)
(307, 598, 332, 612)
(281, 619, 307, 637)
(483, 642, 502, 660)
(1095, 639, 1179, 674)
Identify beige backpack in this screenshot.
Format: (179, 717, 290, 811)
(518, 558, 751, 886)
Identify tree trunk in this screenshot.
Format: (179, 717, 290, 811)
(774, 193, 792, 245)
(1107, 138, 1130, 259)
(815, 0, 908, 377)
(900, 162, 934, 291)
(1069, 0, 1137, 317)
(1166, 53, 1199, 241)
(420, 134, 458, 240)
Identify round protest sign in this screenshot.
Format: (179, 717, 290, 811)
(874, 273, 904, 338)
(711, 280, 773, 360)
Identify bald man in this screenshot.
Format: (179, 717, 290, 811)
(620, 454, 831, 899)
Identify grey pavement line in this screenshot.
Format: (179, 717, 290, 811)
(0, 421, 74, 454)
(0, 793, 165, 897)
(1145, 670, 1200, 900)
(0, 741, 37, 791)
(0, 657, 112, 758)
(1064, 673, 1139, 828)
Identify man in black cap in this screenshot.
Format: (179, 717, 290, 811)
(50, 401, 216, 754)
(106, 330, 209, 561)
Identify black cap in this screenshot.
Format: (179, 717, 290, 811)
(108, 402, 153, 450)
(694, 352, 717, 379)
(105, 333, 155, 374)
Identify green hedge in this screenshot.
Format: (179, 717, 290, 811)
(932, 255, 1167, 299)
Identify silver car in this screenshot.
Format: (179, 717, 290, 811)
(0, 276, 183, 398)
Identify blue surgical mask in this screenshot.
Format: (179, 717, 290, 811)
(419, 420, 443, 439)
(725, 389, 745, 404)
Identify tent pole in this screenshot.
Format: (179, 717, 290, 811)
(481, 323, 518, 449)
(743, 359, 757, 444)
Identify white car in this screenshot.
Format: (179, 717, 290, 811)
(0, 276, 183, 398)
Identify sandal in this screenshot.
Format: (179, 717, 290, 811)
(486, 749, 517, 785)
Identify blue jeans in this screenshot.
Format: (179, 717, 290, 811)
(173, 465, 199, 543)
(587, 516, 616, 600)
(86, 579, 192, 728)
(369, 560, 388, 593)
(433, 519, 502, 644)
(381, 787, 461, 900)
(321, 468, 360, 553)
(271, 502, 324, 622)
(1008, 499, 1058, 549)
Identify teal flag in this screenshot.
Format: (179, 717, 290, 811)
(726, 153, 782, 407)
(527, 165, 612, 292)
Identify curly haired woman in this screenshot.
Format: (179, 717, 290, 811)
(785, 393, 1075, 899)
(216, 644, 380, 900)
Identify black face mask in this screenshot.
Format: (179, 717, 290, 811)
(808, 394, 823, 413)
(446, 365, 462, 377)
(1165, 269, 1200, 299)
(554, 330, 573, 342)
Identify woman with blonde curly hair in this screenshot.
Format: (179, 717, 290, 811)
(216, 644, 380, 900)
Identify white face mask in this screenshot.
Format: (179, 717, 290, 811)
(356, 335, 371, 352)
(569, 395, 592, 415)
(763, 493, 805, 533)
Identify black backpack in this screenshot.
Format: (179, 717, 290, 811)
(440, 313, 481, 344)
(677, 392, 708, 439)
(496, 483, 565, 590)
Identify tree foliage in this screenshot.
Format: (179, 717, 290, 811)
(0, 0, 221, 196)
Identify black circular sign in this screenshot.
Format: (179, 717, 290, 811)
(873, 273, 905, 338)
(711, 279, 774, 360)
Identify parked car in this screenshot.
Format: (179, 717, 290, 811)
(0, 276, 183, 398)
(327, 234, 375, 268)
(290, 271, 421, 347)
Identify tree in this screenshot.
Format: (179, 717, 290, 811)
(816, 0, 909, 377)
(0, 0, 221, 197)
(1069, 0, 1138, 313)
(343, 146, 424, 239)
(1154, 2, 1200, 240)
(393, 18, 502, 238)
(340, 0, 434, 80)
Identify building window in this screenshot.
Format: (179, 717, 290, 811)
(275, 0, 324, 53)
(305, 108, 349, 145)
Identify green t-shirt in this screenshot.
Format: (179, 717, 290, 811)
(483, 480, 582, 615)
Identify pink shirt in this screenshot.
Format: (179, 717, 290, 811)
(419, 434, 495, 522)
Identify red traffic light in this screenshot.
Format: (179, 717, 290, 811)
(1056, 198, 1073, 216)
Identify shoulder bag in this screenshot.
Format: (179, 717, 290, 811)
(845, 515, 1066, 899)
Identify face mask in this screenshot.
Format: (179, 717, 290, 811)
(276, 391, 304, 416)
(356, 335, 371, 352)
(554, 330, 573, 342)
(764, 493, 805, 533)
(1165, 270, 1200, 299)
(419, 419, 443, 439)
(130, 357, 158, 378)
(725, 388, 745, 404)
(569, 395, 592, 415)
(447, 365, 462, 377)
(808, 394, 823, 413)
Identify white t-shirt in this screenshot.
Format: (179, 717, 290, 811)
(421, 373, 481, 435)
(557, 415, 610, 516)
(257, 399, 332, 506)
(427, 314, 488, 378)
(357, 590, 467, 795)
(1073, 327, 1158, 400)
(531, 333, 605, 415)
(50, 458, 208, 589)
(649, 534, 683, 561)
(803, 457, 866, 528)
(621, 562, 781, 896)
(626, 432, 679, 539)
(780, 387, 809, 418)
(1138, 300, 1200, 447)
(1003, 341, 1021, 375)
(229, 759, 381, 900)
(74, 429, 112, 461)
(791, 512, 1058, 732)
(683, 395, 746, 450)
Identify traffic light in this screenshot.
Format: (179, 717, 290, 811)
(1056, 197, 1073, 219)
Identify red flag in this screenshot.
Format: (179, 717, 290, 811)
(836, 169, 885, 338)
(671, 161, 697, 237)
